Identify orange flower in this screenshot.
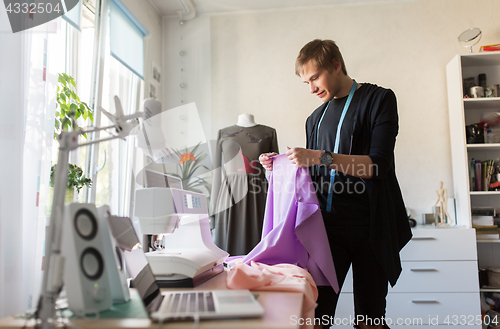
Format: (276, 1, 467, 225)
(179, 152, 197, 164)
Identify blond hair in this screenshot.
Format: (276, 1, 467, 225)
(295, 39, 347, 76)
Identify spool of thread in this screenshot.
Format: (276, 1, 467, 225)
(494, 85, 500, 97)
(471, 86, 484, 98)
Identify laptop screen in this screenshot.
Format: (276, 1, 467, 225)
(107, 215, 162, 311)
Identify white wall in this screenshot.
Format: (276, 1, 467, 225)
(163, 0, 500, 220)
(162, 15, 212, 140)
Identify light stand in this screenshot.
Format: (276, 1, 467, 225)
(36, 98, 142, 329)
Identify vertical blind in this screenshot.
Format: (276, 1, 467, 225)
(109, 0, 149, 79)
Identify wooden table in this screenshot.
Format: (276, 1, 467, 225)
(0, 271, 303, 329)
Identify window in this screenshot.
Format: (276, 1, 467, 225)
(85, 0, 147, 217)
(94, 55, 142, 216)
(50, 0, 96, 203)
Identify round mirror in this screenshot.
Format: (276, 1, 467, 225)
(458, 28, 482, 53)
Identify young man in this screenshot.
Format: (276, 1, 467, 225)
(259, 39, 412, 329)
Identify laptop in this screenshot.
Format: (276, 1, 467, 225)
(107, 215, 265, 321)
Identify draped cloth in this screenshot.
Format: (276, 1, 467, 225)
(227, 262, 318, 329)
(239, 154, 338, 292)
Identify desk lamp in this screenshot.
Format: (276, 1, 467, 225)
(36, 96, 143, 329)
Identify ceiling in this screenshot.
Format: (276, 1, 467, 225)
(150, 0, 396, 17)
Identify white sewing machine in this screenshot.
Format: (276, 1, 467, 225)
(134, 187, 228, 287)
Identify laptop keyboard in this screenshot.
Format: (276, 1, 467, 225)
(163, 291, 216, 315)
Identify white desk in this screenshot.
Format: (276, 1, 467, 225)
(0, 271, 303, 329)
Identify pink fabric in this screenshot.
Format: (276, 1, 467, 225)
(227, 261, 318, 329)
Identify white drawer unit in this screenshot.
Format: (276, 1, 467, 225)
(386, 292, 480, 325)
(400, 228, 477, 261)
(334, 227, 481, 328)
(390, 260, 478, 293)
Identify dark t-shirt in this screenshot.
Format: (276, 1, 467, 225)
(306, 83, 397, 225)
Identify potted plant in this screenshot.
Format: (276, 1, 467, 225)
(46, 163, 92, 215)
(46, 73, 94, 214)
(50, 163, 92, 196)
(54, 73, 93, 139)
(171, 142, 211, 195)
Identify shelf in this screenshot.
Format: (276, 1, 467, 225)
(467, 143, 500, 150)
(477, 239, 500, 243)
(480, 287, 500, 292)
(461, 52, 500, 67)
(470, 191, 500, 195)
(464, 97, 500, 110)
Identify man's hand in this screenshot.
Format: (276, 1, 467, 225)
(259, 152, 278, 171)
(285, 147, 322, 168)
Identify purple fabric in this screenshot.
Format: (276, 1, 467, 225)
(240, 154, 339, 292)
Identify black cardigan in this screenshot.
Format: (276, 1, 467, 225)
(306, 83, 412, 287)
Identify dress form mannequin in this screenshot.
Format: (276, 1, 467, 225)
(236, 113, 258, 127)
(211, 119, 278, 256)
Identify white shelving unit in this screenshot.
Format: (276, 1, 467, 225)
(447, 52, 500, 226)
(447, 52, 500, 315)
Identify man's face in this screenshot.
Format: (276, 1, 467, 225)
(300, 60, 341, 103)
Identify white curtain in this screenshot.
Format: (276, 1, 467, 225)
(0, 11, 61, 317)
(0, 10, 26, 318)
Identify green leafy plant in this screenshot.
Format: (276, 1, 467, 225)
(50, 163, 92, 193)
(54, 73, 93, 139)
(171, 142, 211, 194)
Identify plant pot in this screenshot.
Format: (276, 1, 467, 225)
(45, 187, 75, 216)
